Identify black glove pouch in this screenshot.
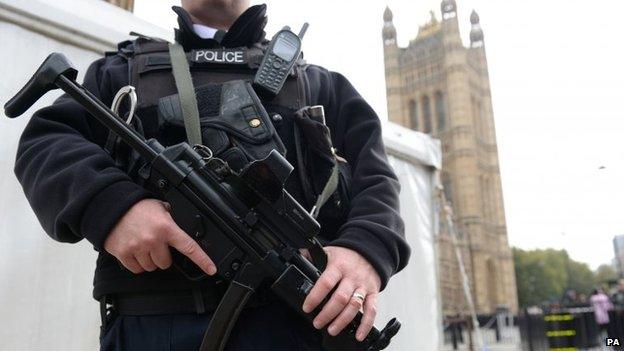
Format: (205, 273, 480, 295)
(294, 111, 352, 235)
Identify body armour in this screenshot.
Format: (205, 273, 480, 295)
(103, 36, 353, 291)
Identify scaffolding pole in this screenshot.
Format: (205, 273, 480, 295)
(437, 187, 487, 351)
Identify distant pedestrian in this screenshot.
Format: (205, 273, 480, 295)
(590, 288, 613, 333)
(611, 280, 624, 308)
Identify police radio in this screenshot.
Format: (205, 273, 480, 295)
(253, 23, 308, 97)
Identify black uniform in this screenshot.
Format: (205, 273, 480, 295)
(14, 5, 409, 350)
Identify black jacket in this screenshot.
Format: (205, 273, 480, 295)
(14, 6, 409, 299)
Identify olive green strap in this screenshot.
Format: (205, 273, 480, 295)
(168, 42, 203, 146)
(310, 162, 339, 218)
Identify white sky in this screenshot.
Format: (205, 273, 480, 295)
(134, 0, 624, 270)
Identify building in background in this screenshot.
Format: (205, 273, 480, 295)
(382, 0, 518, 315)
(613, 235, 624, 277)
(105, 0, 134, 12)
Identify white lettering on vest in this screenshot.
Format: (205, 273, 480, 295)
(193, 50, 245, 64)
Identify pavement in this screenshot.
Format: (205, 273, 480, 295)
(442, 327, 521, 351)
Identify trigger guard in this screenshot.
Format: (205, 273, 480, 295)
(172, 254, 208, 281)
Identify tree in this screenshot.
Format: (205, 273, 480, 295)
(513, 248, 601, 308)
(595, 264, 618, 285)
(566, 259, 595, 296)
(513, 248, 569, 307)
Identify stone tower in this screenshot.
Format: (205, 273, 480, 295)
(383, 1, 518, 314)
(104, 0, 134, 12)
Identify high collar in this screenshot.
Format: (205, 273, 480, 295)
(173, 4, 267, 50)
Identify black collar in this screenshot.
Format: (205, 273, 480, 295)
(173, 4, 267, 50)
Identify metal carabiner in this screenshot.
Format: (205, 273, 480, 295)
(193, 144, 214, 161)
(111, 85, 138, 125)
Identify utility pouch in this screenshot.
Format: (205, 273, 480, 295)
(157, 79, 286, 171)
(294, 109, 351, 229)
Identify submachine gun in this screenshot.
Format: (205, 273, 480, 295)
(4, 53, 401, 351)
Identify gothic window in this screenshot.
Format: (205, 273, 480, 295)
(422, 95, 432, 133)
(471, 96, 483, 140)
(480, 176, 489, 219)
(435, 91, 446, 131)
(409, 99, 419, 131)
(442, 172, 453, 205)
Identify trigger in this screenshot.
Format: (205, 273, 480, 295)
(192, 215, 206, 239)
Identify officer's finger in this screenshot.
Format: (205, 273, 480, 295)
(327, 289, 365, 336)
(167, 226, 217, 275)
(303, 267, 342, 313)
(356, 293, 378, 341)
(312, 279, 355, 330)
(120, 256, 145, 274)
(150, 244, 173, 270)
(135, 252, 158, 272)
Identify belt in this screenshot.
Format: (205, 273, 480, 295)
(104, 285, 277, 316)
(111, 288, 223, 315)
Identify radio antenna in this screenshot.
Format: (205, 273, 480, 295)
(298, 23, 309, 40)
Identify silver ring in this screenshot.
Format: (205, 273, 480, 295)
(352, 292, 366, 303)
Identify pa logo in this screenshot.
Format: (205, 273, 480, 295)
(606, 338, 621, 346)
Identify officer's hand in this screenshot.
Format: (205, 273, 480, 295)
(302, 246, 381, 341)
(104, 198, 217, 275)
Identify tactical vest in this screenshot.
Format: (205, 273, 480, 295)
(109, 37, 351, 236)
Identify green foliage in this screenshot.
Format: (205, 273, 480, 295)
(595, 264, 618, 285)
(566, 259, 595, 296)
(513, 248, 569, 307)
(512, 248, 614, 308)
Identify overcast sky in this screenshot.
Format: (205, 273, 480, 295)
(134, 0, 624, 270)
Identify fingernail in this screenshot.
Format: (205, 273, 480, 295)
(209, 266, 217, 275)
(356, 332, 364, 341)
(302, 304, 310, 313)
(313, 320, 321, 329)
(328, 326, 337, 336)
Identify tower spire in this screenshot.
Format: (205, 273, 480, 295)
(382, 6, 397, 45)
(441, 0, 457, 19)
(470, 10, 484, 47)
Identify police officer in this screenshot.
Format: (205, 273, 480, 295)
(14, 1, 410, 350)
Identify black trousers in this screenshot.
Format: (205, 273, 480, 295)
(100, 302, 325, 351)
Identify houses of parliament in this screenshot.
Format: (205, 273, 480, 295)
(383, 0, 517, 314)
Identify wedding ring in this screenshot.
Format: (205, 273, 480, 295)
(352, 292, 366, 303)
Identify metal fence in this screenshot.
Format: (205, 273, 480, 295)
(517, 307, 624, 351)
(443, 313, 521, 351)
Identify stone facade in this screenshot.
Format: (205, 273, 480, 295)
(104, 0, 134, 12)
(613, 235, 624, 277)
(382, 0, 518, 315)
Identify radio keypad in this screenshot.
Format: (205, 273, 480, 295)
(256, 53, 288, 92)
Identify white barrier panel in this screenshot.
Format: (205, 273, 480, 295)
(377, 123, 443, 351)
